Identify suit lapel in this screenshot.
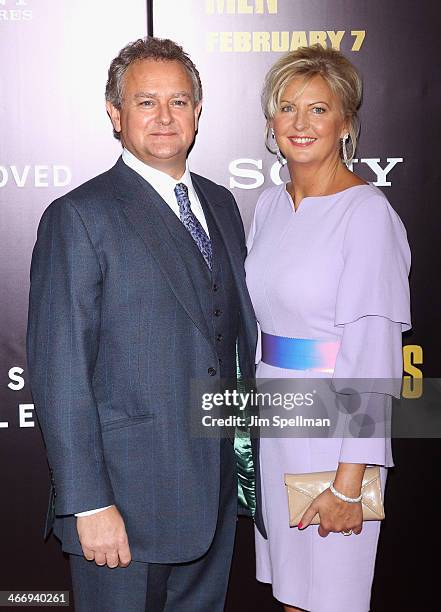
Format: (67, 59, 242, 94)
(192, 175, 256, 322)
(192, 175, 258, 375)
(108, 158, 213, 347)
(192, 176, 242, 276)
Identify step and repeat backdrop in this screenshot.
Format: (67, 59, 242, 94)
(1, 0, 440, 609)
(0, 0, 149, 600)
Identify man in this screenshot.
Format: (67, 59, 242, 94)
(27, 37, 261, 611)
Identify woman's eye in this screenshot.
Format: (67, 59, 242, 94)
(281, 105, 294, 113)
(172, 100, 187, 106)
(140, 100, 153, 107)
(312, 106, 326, 114)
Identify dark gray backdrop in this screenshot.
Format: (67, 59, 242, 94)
(1, 1, 439, 610)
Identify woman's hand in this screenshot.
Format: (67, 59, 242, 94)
(298, 488, 363, 537)
(298, 462, 366, 537)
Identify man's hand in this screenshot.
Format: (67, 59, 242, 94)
(76, 505, 131, 568)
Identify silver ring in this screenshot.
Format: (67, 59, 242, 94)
(341, 529, 353, 536)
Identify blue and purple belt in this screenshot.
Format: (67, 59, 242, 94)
(261, 332, 340, 372)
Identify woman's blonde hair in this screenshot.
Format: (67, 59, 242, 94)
(261, 44, 362, 162)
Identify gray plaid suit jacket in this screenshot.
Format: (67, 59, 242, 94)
(26, 157, 265, 564)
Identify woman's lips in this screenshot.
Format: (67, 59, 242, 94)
(288, 136, 317, 147)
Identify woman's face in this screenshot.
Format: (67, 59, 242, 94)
(271, 75, 347, 168)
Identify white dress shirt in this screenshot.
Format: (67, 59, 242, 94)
(122, 147, 210, 235)
(75, 149, 210, 518)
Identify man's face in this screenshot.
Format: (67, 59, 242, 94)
(107, 59, 201, 178)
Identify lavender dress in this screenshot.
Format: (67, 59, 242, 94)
(245, 184, 411, 612)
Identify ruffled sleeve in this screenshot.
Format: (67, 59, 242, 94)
(333, 316, 400, 467)
(335, 192, 411, 331)
(331, 191, 411, 467)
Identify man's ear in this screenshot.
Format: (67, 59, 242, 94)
(106, 101, 122, 134)
(194, 101, 202, 131)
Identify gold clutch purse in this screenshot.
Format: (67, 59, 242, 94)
(284, 466, 385, 527)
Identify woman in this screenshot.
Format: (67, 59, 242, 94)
(245, 45, 411, 611)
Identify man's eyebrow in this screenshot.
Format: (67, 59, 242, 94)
(172, 92, 192, 98)
(133, 91, 192, 99)
(134, 92, 157, 99)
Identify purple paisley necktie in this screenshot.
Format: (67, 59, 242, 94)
(174, 182, 212, 270)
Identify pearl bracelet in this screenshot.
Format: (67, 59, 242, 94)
(329, 482, 362, 503)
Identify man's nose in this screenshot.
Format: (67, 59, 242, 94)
(156, 102, 173, 125)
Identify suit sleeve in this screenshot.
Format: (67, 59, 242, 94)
(26, 198, 115, 515)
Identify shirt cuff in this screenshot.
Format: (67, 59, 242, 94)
(74, 505, 113, 517)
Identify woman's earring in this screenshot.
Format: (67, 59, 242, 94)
(342, 133, 350, 166)
(271, 128, 286, 166)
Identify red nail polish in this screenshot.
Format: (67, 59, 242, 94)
(297, 521, 303, 529)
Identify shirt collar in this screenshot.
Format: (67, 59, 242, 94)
(122, 148, 193, 195)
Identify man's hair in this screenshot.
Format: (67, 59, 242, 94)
(106, 36, 202, 108)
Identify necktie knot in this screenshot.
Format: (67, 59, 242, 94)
(174, 183, 190, 215)
(175, 182, 188, 194)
